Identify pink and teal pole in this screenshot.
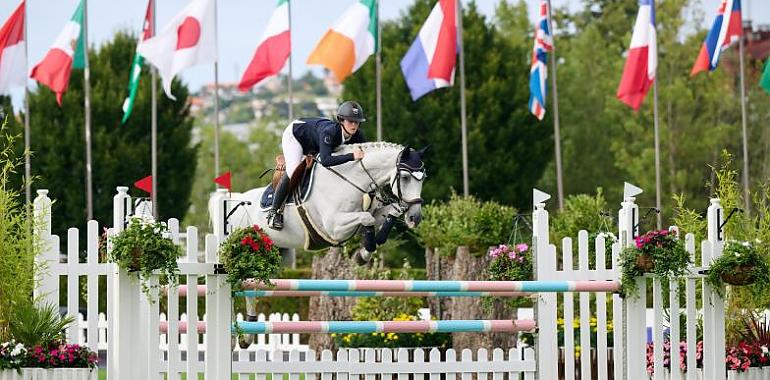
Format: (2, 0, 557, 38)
(160, 320, 537, 334)
(241, 279, 619, 293)
(170, 285, 532, 298)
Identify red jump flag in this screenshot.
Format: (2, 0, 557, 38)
(214, 171, 231, 191)
(134, 175, 153, 194)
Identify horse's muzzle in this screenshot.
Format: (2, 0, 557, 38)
(404, 203, 422, 228)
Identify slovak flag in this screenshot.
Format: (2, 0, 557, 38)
(400, 0, 456, 101)
(691, 0, 742, 76)
(528, 0, 552, 120)
(616, 0, 657, 111)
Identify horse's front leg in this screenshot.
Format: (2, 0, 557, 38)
(328, 211, 375, 241)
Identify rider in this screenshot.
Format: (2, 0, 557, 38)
(267, 100, 368, 230)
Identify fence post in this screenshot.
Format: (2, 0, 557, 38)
(533, 189, 557, 380)
(205, 233, 232, 379)
(705, 198, 726, 380)
(619, 194, 644, 379)
(33, 189, 58, 308)
(212, 188, 230, 243)
(109, 186, 143, 380)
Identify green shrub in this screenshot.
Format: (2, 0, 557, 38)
(9, 302, 74, 348)
(415, 193, 516, 256)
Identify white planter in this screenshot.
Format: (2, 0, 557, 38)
(0, 368, 97, 380)
(728, 367, 770, 379)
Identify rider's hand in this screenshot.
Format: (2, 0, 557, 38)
(353, 149, 365, 160)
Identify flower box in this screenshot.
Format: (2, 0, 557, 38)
(0, 368, 97, 379)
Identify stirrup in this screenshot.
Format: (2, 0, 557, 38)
(267, 210, 284, 230)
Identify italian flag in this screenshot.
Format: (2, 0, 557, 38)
(0, 0, 26, 95)
(122, 0, 154, 124)
(238, 0, 290, 91)
(30, 0, 85, 106)
(307, 0, 377, 82)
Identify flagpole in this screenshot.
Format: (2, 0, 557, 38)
(213, 0, 221, 179)
(83, 0, 93, 220)
(23, 0, 30, 205)
(151, 0, 158, 218)
(375, 0, 382, 141)
(653, 81, 662, 229)
(287, 0, 293, 121)
(546, 0, 564, 210)
(739, 22, 751, 214)
(456, 0, 469, 197)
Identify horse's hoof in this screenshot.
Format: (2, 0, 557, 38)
(353, 248, 373, 265)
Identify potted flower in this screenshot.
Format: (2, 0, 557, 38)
(484, 243, 533, 309)
(705, 241, 770, 296)
(619, 229, 691, 298)
(218, 225, 283, 292)
(1, 302, 98, 379)
(108, 219, 182, 300)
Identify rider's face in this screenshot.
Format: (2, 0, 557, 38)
(341, 119, 360, 136)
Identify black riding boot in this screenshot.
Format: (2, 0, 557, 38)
(268, 173, 290, 230)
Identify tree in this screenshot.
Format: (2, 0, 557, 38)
(342, 0, 552, 210)
(14, 32, 197, 237)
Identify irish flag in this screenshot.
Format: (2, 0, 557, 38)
(238, 0, 290, 91)
(30, 0, 85, 106)
(307, 0, 377, 82)
(0, 1, 26, 95)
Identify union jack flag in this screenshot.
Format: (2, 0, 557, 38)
(529, 0, 553, 120)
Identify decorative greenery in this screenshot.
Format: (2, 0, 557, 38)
(619, 229, 691, 299)
(415, 193, 516, 256)
(9, 302, 74, 348)
(22, 340, 98, 370)
(705, 241, 770, 297)
(218, 225, 282, 292)
(108, 219, 181, 300)
(0, 125, 41, 342)
(0, 340, 26, 371)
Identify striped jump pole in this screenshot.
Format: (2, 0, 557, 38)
(241, 279, 620, 293)
(167, 285, 532, 298)
(159, 320, 537, 334)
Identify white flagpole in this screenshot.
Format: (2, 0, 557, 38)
(739, 19, 750, 214)
(457, 0, 469, 197)
(151, 0, 158, 218)
(213, 0, 221, 179)
(376, 0, 382, 141)
(83, 0, 93, 220)
(23, 0, 30, 205)
(287, 0, 293, 121)
(653, 81, 662, 229)
(545, 0, 564, 210)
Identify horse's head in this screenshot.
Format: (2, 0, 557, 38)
(392, 145, 428, 228)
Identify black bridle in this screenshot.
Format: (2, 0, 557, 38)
(315, 157, 425, 211)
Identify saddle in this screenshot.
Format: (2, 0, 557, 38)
(260, 153, 317, 210)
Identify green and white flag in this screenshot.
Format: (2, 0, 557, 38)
(122, 0, 154, 124)
(761, 59, 770, 95)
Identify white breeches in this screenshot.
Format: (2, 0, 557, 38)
(282, 121, 304, 178)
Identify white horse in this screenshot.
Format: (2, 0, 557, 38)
(208, 142, 427, 260)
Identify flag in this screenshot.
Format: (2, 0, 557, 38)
(307, 0, 376, 82)
(137, 0, 216, 100)
(30, 0, 86, 106)
(400, 0, 456, 101)
(691, 0, 741, 76)
(0, 1, 26, 95)
(616, 0, 657, 111)
(761, 59, 770, 95)
(528, 0, 552, 120)
(214, 171, 231, 191)
(122, 0, 154, 124)
(238, 0, 290, 91)
(134, 175, 153, 194)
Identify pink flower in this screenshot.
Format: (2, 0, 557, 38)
(516, 243, 528, 253)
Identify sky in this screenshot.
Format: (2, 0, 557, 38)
(0, 0, 768, 106)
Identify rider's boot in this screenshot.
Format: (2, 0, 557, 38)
(267, 173, 290, 230)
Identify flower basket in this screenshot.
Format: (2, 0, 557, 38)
(720, 265, 756, 286)
(218, 225, 283, 292)
(636, 254, 655, 272)
(0, 368, 97, 380)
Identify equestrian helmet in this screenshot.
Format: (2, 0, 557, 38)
(336, 101, 366, 123)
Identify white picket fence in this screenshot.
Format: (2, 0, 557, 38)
(74, 312, 307, 353)
(28, 186, 748, 379)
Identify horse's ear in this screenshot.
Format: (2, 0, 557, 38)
(400, 145, 411, 161)
(417, 145, 430, 158)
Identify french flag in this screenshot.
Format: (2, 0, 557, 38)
(616, 0, 656, 111)
(691, 0, 742, 76)
(528, 0, 552, 120)
(400, 0, 456, 101)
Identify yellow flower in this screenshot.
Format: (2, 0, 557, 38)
(575, 345, 581, 359)
(331, 333, 337, 338)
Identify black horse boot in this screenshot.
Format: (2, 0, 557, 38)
(267, 173, 290, 230)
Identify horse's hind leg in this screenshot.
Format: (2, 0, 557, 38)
(241, 296, 259, 348)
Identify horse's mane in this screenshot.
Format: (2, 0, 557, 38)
(335, 142, 404, 154)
